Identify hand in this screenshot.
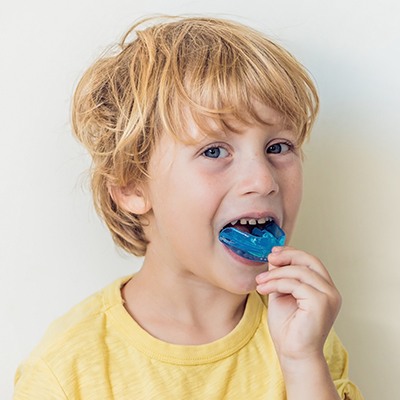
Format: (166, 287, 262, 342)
(255, 246, 342, 364)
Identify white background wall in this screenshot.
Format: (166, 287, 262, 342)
(1, 0, 399, 398)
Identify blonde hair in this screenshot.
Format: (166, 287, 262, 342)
(72, 15, 319, 256)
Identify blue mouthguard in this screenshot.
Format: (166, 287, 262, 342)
(219, 221, 286, 262)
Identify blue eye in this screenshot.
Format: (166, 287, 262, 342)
(267, 142, 292, 154)
(203, 146, 229, 159)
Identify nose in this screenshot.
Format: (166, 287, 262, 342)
(236, 155, 279, 197)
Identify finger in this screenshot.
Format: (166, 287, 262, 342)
(257, 277, 322, 301)
(256, 265, 338, 297)
(267, 248, 334, 283)
(256, 277, 340, 314)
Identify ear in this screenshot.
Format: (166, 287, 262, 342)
(108, 184, 151, 215)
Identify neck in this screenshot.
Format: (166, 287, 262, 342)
(122, 262, 248, 345)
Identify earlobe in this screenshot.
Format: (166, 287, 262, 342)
(108, 184, 151, 215)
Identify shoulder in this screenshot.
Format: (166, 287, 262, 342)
(323, 329, 349, 375)
(14, 276, 132, 398)
(16, 276, 130, 370)
(323, 330, 365, 399)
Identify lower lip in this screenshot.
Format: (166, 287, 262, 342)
(223, 244, 268, 267)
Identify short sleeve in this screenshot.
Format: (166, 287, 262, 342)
(14, 357, 67, 400)
(324, 330, 364, 400)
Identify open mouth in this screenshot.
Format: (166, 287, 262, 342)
(221, 217, 275, 235)
(219, 217, 285, 263)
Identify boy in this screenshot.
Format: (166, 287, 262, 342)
(14, 16, 363, 399)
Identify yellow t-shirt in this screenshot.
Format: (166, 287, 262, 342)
(14, 276, 363, 399)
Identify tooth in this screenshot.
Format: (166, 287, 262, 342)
(237, 217, 273, 226)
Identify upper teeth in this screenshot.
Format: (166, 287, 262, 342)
(230, 217, 272, 226)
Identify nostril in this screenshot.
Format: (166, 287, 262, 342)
(238, 164, 278, 196)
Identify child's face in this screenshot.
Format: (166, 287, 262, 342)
(141, 103, 303, 294)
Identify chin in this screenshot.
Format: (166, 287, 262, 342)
(227, 278, 259, 295)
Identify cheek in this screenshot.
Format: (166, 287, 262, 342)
(174, 162, 227, 202)
(149, 165, 219, 228)
(282, 165, 303, 235)
(290, 162, 303, 203)
(291, 173, 303, 209)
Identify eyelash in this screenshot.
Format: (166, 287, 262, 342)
(202, 144, 230, 159)
(201, 140, 295, 159)
(266, 141, 294, 154)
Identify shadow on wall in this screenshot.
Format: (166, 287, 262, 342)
(292, 117, 400, 400)
(343, 315, 398, 399)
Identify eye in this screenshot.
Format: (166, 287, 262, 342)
(266, 142, 292, 154)
(202, 146, 229, 159)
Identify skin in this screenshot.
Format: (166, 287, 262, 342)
(115, 103, 342, 399)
